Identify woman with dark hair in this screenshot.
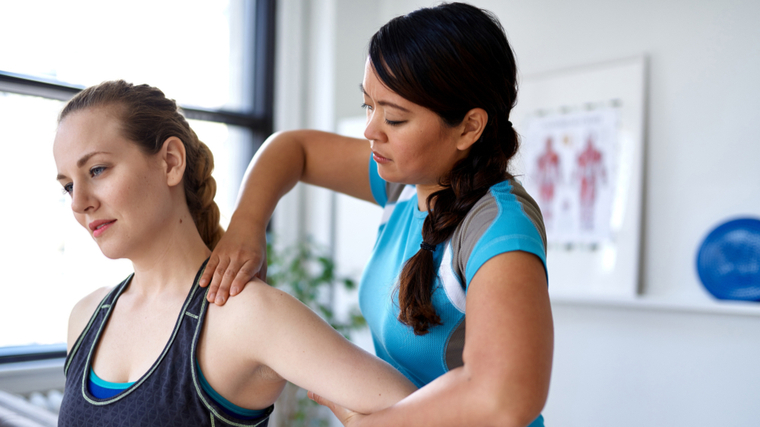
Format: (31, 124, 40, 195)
(54, 80, 416, 426)
(203, 3, 553, 426)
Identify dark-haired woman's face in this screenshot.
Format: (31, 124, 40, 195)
(361, 60, 471, 191)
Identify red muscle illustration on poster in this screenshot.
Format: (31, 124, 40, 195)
(576, 135, 607, 231)
(536, 137, 561, 222)
(522, 108, 618, 246)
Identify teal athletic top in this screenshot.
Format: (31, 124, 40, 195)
(361, 157, 548, 426)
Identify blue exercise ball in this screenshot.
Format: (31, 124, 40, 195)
(696, 217, 760, 301)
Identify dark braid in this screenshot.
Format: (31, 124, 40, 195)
(370, 3, 519, 335)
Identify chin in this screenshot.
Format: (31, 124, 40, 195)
(98, 248, 125, 261)
(94, 241, 130, 261)
(377, 167, 419, 186)
(377, 168, 400, 184)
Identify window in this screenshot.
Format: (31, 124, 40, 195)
(0, 0, 275, 362)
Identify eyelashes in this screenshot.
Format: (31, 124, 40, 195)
(60, 166, 107, 196)
(361, 103, 405, 126)
(90, 166, 106, 177)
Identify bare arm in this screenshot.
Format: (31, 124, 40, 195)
(200, 130, 372, 304)
(203, 279, 416, 414)
(313, 251, 553, 426)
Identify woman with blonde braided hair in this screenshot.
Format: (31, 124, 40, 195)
(54, 80, 415, 427)
(203, 3, 553, 426)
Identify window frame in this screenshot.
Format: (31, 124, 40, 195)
(0, 0, 276, 368)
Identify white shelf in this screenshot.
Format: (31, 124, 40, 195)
(550, 294, 760, 317)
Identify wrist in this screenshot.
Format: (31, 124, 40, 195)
(227, 210, 269, 233)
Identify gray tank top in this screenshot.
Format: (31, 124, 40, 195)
(58, 260, 273, 426)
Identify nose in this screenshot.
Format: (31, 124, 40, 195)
(363, 108, 384, 143)
(70, 183, 96, 214)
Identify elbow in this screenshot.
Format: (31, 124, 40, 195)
(497, 406, 545, 427)
(477, 380, 547, 427)
(482, 396, 545, 427)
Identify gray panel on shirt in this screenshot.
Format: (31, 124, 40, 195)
(446, 179, 546, 369)
(450, 178, 546, 285)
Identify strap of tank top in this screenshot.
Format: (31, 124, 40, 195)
(64, 274, 134, 376)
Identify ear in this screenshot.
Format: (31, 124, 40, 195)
(456, 108, 488, 151)
(160, 136, 186, 187)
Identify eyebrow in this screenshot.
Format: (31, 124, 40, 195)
(56, 151, 109, 180)
(359, 84, 411, 113)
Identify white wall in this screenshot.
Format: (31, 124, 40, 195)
(277, 0, 760, 425)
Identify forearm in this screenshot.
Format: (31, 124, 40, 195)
(318, 344, 416, 414)
(201, 130, 370, 298)
(354, 366, 545, 427)
(268, 302, 417, 413)
(230, 131, 307, 229)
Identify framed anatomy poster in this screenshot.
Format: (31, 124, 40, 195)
(511, 56, 646, 298)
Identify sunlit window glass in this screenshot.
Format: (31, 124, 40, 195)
(0, 0, 252, 112)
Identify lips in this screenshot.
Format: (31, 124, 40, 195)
(89, 219, 116, 238)
(372, 151, 391, 163)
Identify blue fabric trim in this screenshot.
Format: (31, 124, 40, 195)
(88, 368, 133, 399)
(465, 235, 547, 286)
(195, 359, 266, 419)
(89, 368, 134, 389)
(368, 156, 388, 207)
(529, 414, 545, 427)
(89, 382, 123, 400)
(87, 363, 266, 420)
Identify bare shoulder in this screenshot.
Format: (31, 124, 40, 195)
(206, 277, 341, 347)
(209, 278, 306, 324)
(67, 286, 112, 353)
(203, 278, 320, 364)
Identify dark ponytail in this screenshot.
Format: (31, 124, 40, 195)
(370, 2, 519, 335)
(59, 80, 224, 250)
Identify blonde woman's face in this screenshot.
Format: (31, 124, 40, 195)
(54, 108, 174, 260)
